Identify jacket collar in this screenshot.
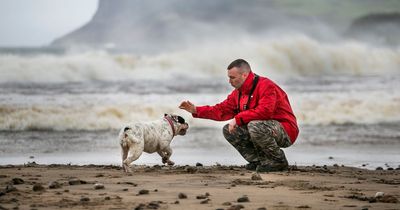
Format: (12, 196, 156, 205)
(238, 71, 255, 94)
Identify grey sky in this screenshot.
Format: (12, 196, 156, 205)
(0, 0, 98, 47)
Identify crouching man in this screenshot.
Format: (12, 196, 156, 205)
(179, 59, 299, 172)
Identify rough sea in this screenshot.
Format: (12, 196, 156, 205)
(1, 35, 399, 169)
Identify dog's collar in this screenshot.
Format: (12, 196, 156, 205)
(164, 116, 176, 137)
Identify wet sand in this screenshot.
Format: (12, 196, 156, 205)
(0, 163, 399, 210)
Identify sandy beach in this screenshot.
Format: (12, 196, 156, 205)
(0, 163, 399, 210)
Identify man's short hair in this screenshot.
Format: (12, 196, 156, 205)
(227, 59, 251, 73)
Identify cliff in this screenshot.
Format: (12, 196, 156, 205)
(51, 0, 400, 53)
(50, 0, 325, 53)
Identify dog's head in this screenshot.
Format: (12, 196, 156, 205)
(164, 113, 189, 136)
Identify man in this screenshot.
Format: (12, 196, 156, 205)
(179, 59, 299, 172)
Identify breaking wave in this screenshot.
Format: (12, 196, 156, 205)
(0, 35, 399, 83)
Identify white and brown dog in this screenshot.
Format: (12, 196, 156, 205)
(118, 114, 189, 173)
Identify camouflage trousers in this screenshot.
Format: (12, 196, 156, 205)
(222, 120, 292, 164)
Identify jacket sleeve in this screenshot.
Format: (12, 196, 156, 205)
(235, 83, 277, 125)
(193, 91, 237, 121)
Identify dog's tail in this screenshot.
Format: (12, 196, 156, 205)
(120, 127, 140, 147)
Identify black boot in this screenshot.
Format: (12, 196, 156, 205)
(256, 152, 289, 172)
(245, 161, 260, 171)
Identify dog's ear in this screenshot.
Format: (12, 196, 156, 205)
(177, 116, 185, 124)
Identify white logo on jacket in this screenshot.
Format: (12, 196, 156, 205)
(118, 114, 189, 173)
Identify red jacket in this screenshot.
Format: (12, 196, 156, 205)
(193, 71, 299, 143)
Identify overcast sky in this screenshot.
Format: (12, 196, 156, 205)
(0, 0, 98, 47)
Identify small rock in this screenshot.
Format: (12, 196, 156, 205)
(29, 156, 34, 159)
(328, 156, 334, 159)
(178, 192, 187, 199)
(251, 172, 262, 180)
(134, 203, 145, 210)
(12, 178, 24, 185)
(296, 205, 311, 208)
(196, 162, 203, 167)
(138, 189, 149, 195)
(378, 195, 399, 203)
(94, 183, 105, 190)
(80, 197, 90, 202)
(147, 201, 161, 209)
(375, 167, 383, 170)
(222, 201, 232, 206)
(5, 184, 16, 193)
(228, 204, 245, 210)
(375, 192, 385, 198)
(185, 166, 198, 173)
(196, 195, 207, 199)
(200, 199, 210, 204)
(32, 183, 45, 192)
(257, 208, 267, 210)
(68, 179, 85, 185)
(237, 195, 249, 202)
(104, 196, 111, 200)
(174, 200, 179, 204)
(154, 189, 158, 192)
(48, 181, 62, 189)
(205, 192, 210, 196)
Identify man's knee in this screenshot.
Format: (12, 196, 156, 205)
(222, 124, 230, 139)
(247, 120, 275, 139)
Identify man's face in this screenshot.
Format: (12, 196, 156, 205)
(228, 67, 248, 89)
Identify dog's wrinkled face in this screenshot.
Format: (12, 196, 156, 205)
(165, 114, 189, 136)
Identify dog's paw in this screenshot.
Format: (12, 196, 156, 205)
(123, 164, 132, 173)
(167, 160, 175, 166)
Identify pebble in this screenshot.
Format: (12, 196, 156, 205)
(200, 199, 210, 204)
(196, 162, 203, 167)
(80, 197, 90, 202)
(178, 192, 187, 199)
(68, 179, 85, 185)
(185, 166, 198, 173)
(375, 192, 384, 198)
(12, 178, 24, 185)
(378, 195, 399, 203)
(48, 181, 62, 189)
(5, 184, 17, 193)
(237, 195, 250, 202)
(138, 189, 149, 195)
(251, 172, 262, 180)
(32, 183, 45, 192)
(196, 195, 207, 199)
(228, 204, 245, 210)
(257, 208, 267, 210)
(375, 167, 383, 170)
(222, 202, 232, 206)
(147, 201, 161, 209)
(94, 183, 105, 190)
